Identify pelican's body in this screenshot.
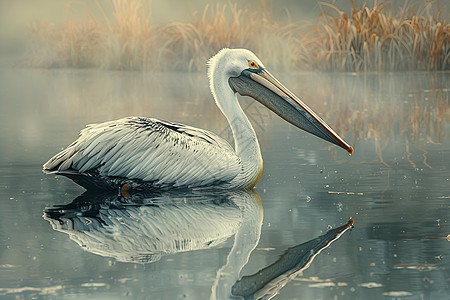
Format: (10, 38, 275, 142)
(44, 117, 259, 190)
(44, 49, 352, 190)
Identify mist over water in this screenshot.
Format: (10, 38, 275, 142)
(3, 0, 448, 71)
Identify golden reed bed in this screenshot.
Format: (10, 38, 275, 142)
(27, 0, 450, 72)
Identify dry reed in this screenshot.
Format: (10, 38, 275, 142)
(300, 0, 450, 71)
(26, 0, 450, 72)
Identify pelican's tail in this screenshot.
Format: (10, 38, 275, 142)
(43, 144, 79, 173)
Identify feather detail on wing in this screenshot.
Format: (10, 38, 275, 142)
(43, 117, 242, 188)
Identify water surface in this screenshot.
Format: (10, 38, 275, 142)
(0, 69, 449, 299)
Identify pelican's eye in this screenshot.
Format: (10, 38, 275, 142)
(248, 60, 259, 69)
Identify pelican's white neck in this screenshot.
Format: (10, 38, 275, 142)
(208, 50, 263, 187)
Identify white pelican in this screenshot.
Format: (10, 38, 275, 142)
(43, 48, 353, 190)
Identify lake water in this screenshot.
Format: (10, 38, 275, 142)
(0, 68, 449, 299)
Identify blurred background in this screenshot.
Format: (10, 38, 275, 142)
(1, 0, 448, 71)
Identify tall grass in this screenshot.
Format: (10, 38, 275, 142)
(27, 0, 450, 72)
(29, 0, 157, 70)
(302, 0, 450, 71)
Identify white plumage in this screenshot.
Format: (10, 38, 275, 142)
(44, 117, 242, 189)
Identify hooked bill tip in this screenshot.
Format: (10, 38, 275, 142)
(348, 146, 354, 156)
(347, 217, 355, 227)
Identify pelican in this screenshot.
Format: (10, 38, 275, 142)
(43, 48, 353, 190)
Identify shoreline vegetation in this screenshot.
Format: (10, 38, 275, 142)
(27, 0, 450, 72)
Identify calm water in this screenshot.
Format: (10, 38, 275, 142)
(0, 69, 449, 299)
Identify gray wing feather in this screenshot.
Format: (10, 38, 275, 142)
(44, 117, 241, 188)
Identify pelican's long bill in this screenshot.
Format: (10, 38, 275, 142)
(229, 69, 354, 155)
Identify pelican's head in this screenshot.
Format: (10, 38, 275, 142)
(208, 48, 353, 155)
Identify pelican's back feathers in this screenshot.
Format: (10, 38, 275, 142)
(43, 117, 242, 189)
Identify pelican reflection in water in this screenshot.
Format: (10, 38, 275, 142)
(43, 190, 263, 264)
(43, 48, 352, 190)
(43, 190, 353, 299)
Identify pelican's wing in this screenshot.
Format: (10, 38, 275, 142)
(43, 117, 241, 188)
